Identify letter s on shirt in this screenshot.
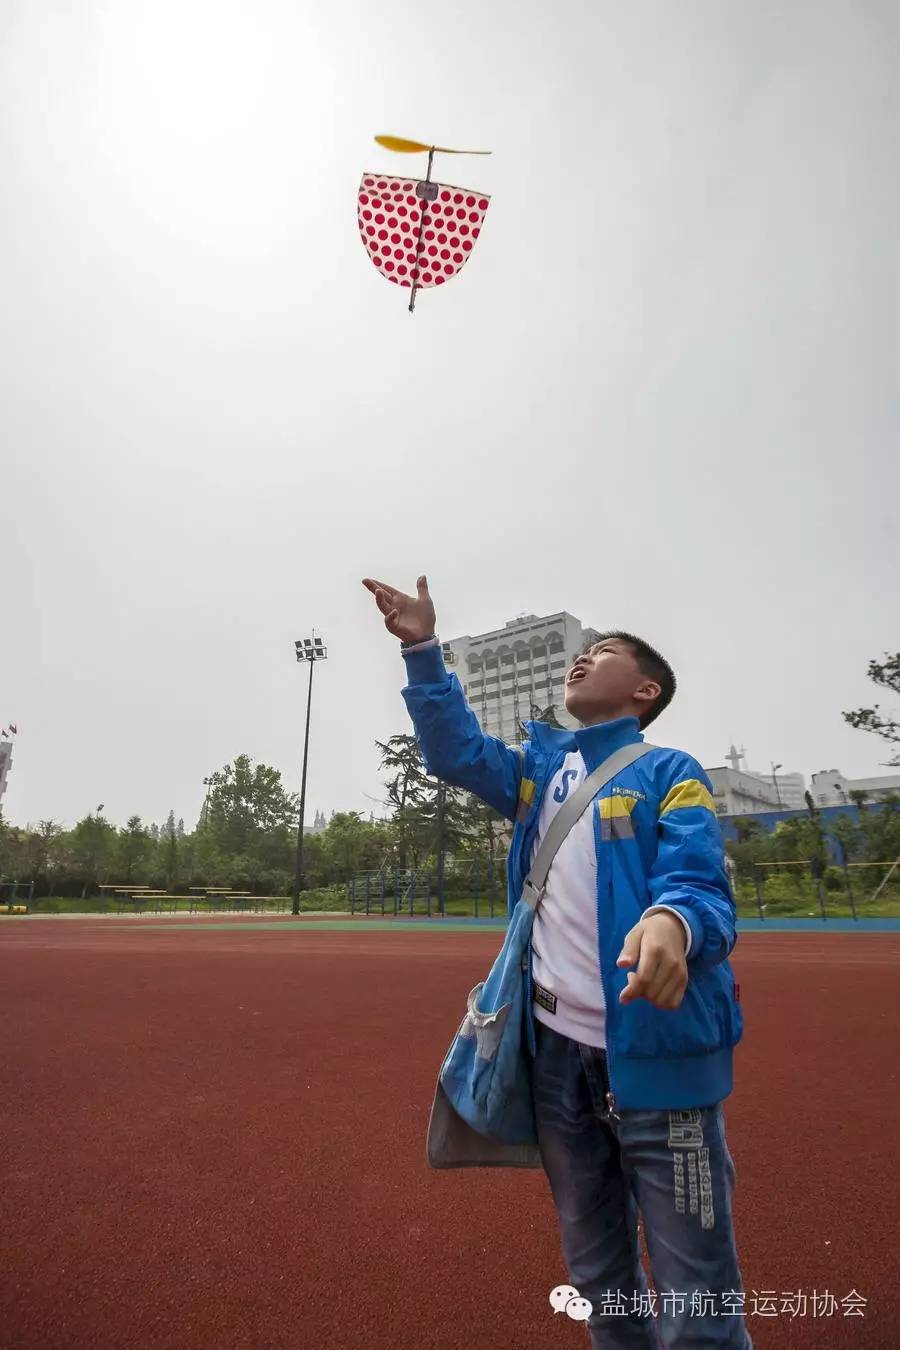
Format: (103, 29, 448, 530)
(553, 768, 579, 803)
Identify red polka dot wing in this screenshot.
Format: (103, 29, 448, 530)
(358, 136, 492, 312)
(358, 176, 490, 298)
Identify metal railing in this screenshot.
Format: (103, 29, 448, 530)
(347, 862, 504, 918)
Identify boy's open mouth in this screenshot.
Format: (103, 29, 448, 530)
(566, 668, 586, 685)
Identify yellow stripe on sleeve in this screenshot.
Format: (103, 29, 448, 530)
(518, 778, 536, 806)
(659, 779, 715, 817)
(598, 795, 639, 819)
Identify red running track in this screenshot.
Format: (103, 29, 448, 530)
(1, 919, 898, 1350)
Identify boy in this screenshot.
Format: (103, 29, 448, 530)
(363, 575, 749, 1350)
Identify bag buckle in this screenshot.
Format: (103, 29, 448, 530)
(522, 878, 544, 908)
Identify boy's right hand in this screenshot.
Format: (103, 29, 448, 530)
(362, 575, 437, 645)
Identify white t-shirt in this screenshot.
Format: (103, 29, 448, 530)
(529, 748, 692, 1049)
(530, 751, 608, 1047)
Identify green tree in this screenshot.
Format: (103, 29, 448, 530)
(843, 652, 900, 765)
(161, 810, 178, 887)
(726, 820, 769, 902)
(827, 813, 862, 865)
(317, 812, 385, 884)
(733, 819, 764, 846)
(118, 816, 150, 882)
(455, 792, 508, 868)
(857, 795, 900, 863)
(69, 811, 118, 897)
(383, 803, 433, 872)
(205, 755, 299, 856)
(376, 735, 434, 869)
(376, 734, 470, 877)
(0, 809, 25, 877)
(769, 816, 820, 865)
(21, 819, 64, 885)
(376, 735, 431, 812)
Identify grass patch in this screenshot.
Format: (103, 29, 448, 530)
(734, 876, 899, 920)
(20, 880, 900, 921)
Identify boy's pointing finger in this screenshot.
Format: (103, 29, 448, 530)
(617, 923, 643, 969)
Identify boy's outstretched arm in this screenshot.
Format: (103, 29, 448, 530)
(362, 575, 523, 821)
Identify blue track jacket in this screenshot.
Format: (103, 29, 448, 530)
(402, 644, 743, 1110)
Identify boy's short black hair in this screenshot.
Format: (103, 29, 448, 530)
(586, 631, 677, 729)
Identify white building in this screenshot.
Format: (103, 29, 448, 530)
(0, 740, 12, 810)
(809, 768, 900, 806)
(444, 611, 601, 741)
(705, 747, 806, 816)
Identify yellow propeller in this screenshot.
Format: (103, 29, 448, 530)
(375, 134, 491, 156)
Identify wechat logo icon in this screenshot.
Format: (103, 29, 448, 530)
(549, 1284, 593, 1323)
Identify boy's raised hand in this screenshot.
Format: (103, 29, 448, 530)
(362, 575, 437, 646)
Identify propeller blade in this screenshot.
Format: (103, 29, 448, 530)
(375, 134, 492, 156)
(375, 135, 431, 153)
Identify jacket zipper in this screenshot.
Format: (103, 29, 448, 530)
(594, 780, 619, 1105)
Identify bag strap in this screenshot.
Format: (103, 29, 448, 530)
(522, 742, 655, 910)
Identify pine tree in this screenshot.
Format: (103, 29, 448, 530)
(376, 734, 469, 882)
(163, 811, 178, 887)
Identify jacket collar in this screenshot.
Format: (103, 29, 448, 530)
(524, 715, 644, 775)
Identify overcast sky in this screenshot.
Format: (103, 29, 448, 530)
(2, 0, 897, 831)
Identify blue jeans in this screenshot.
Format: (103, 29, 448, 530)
(533, 1021, 752, 1349)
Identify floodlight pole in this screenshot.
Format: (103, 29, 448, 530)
(292, 633, 326, 915)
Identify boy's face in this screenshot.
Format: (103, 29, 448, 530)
(563, 637, 660, 726)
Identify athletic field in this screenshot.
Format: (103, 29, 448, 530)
(2, 916, 898, 1348)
